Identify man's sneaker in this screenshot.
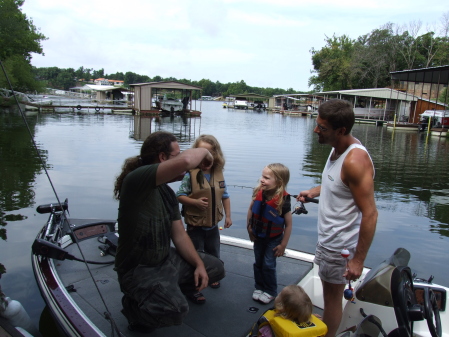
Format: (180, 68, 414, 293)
(259, 292, 275, 304)
(252, 289, 263, 301)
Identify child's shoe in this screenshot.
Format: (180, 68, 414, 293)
(252, 289, 263, 301)
(259, 292, 274, 304)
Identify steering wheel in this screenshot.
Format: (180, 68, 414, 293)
(423, 287, 442, 337)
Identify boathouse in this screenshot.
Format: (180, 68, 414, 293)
(129, 81, 202, 115)
(71, 84, 131, 103)
(390, 65, 449, 124)
(270, 94, 320, 112)
(313, 88, 418, 121)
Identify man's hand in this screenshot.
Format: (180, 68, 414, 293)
(343, 258, 363, 281)
(194, 264, 209, 292)
(200, 152, 213, 171)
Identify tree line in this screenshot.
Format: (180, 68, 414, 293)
(309, 13, 449, 92)
(32, 66, 303, 97)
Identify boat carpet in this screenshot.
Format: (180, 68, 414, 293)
(56, 239, 313, 337)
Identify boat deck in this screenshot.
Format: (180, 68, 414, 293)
(56, 234, 314, 337)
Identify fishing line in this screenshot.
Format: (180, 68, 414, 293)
(226, 184, 318, 202)
(0, 59, 122, 335)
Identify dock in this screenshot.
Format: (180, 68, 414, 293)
(25, 102, 134, 114)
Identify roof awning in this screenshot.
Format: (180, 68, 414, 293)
(230, 93, 270, 99)
(390, 65, 449, 84)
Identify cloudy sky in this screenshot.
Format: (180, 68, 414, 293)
(22, 0, 447, 91)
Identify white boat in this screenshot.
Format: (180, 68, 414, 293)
(31, 199, 448, 337)
(155, 95, 184, 113)
(419, 110, 449, 129)
(234, 97, 249, 109)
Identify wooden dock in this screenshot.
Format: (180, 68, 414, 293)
(25, 102, 134, 114)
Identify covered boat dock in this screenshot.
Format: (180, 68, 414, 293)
(130, 81, 203, 116)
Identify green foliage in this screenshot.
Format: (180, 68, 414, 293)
(0, 0, 47, 93)
(309, 14, 449, 91)
(33, 67, 307, 97)
(438, 87, 449, 105)
(309, 34, 355, 91)
(33, 67, 75, 90)
(0, 55, 43, 92)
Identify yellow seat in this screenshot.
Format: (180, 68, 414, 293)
(263, 309, 328, 337)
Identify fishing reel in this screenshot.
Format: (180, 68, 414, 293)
(292, 202, 308, 215)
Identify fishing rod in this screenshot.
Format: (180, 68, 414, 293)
(226, 184, 318, 214)
(227, 184, 319, 201)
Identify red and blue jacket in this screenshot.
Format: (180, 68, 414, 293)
(250, 190, 289, 239)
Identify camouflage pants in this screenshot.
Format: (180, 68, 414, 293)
(119, 247, 225, 328)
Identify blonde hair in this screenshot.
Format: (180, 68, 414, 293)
(275, 285, 313, 323)
(253, 163, 290, 213)
(192, 134, 225, 169)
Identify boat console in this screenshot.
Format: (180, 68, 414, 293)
(338, 248, 444, 337)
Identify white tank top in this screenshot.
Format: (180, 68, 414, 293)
(317, 143, 374, 251)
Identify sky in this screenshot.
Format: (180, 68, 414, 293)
(22, 0, 448, 92)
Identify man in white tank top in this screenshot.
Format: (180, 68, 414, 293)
(298, 99, 378, 337)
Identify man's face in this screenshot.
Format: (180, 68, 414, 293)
(166, 141, 181, 161)
(165, 141, 185, 182)
(314, 116, 336, 145)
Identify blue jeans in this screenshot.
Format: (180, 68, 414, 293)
(253, 234, 283, 297)
(187, 225, 220, 258)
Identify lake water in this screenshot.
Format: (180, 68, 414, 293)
(1, 100, 449, 330)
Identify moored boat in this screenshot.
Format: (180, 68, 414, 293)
(31, 200, 448, 337)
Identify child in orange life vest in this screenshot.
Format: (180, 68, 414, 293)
(248, 163, 292, 304)
(177, 135, 232, 302)
(256, 285, 315, 337)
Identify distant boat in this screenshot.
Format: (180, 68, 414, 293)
(155, 95, 184, 113)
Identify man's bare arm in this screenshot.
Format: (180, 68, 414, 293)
(342, 149, 378, 279)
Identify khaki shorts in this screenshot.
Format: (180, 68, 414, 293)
(313, 244, 355, 284)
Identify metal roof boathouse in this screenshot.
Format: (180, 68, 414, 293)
(130, 81, 203, 115)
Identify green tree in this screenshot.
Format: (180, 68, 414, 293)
(309, 34, 355, 91)
(0, 0, 47, 92)
(351, 24, 402, 89)
(438, 87, 449, 105)
(93, 68, 105, 79)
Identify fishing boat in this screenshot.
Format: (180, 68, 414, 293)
(31, 199, 447, 337)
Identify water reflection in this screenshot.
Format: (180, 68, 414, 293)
(0, 108, 45, 266)
(131, 114, 201, 143)
(301, 122, 449, 238)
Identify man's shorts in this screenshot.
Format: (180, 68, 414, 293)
(313, 244, 355, 284)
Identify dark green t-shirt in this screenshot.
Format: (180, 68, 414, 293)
(115, 163, 181, 277)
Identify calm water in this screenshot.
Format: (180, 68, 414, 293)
(1, 100, 449, 329)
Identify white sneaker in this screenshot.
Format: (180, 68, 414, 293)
(259, 292, 275, 304)
(252, 289, 263, 301)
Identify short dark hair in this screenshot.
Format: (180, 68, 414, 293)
(318, 99, 354, 135)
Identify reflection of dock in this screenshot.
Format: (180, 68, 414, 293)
(130, 114, 201, 142)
